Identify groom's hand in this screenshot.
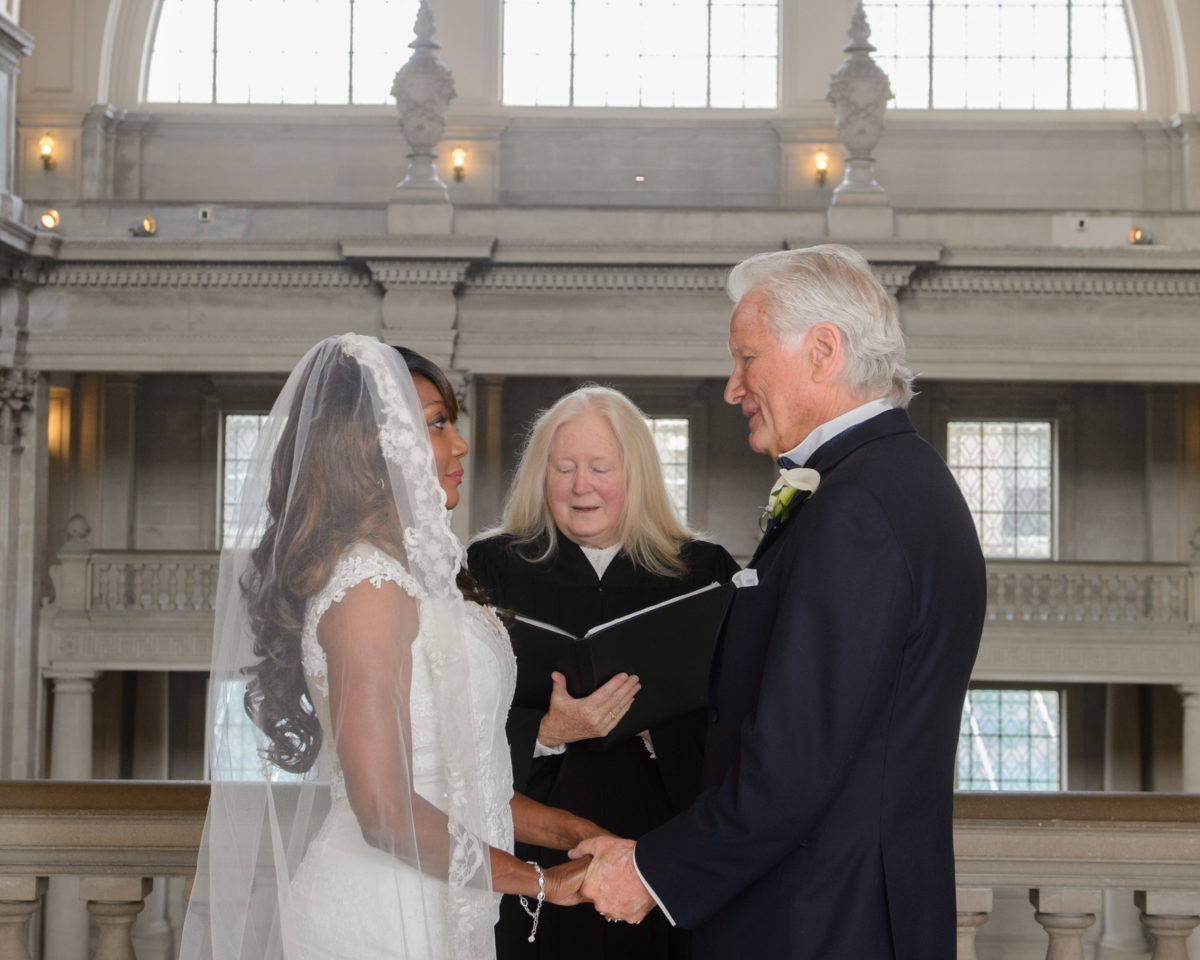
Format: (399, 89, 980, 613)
(569, 835, 655, 924)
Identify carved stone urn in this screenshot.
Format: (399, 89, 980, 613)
(390, 0, 456, 194)
(827, 2, 893, 200)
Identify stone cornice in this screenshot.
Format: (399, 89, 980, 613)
(908, 267, 1200, 298)
(467, 264, 729, 293)
(37, 261, 373, 289)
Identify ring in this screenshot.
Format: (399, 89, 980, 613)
(608, 711, 616, 722)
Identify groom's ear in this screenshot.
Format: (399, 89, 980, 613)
(806, 323, 843, 383)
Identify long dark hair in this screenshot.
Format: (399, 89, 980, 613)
(242, 344, 476, 774)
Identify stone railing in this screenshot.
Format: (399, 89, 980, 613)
(954, 792, 1200, 960)
(985, 561, 1195, 630)
(0, 781, 205, 960)
(37, 550, 1200, 679)
(1, 783, 1198, 960)
(85, 552, 218, 614)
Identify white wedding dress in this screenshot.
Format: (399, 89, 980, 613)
(282, 542, 517, 959)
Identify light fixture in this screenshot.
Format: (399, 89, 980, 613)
(38, 134, 55, 171)
(450, 148, 466, 182)
(130, 214, 157, 237)
(633, 174, 646, 184)
(1128, 226, 1154, 245)
(39, 208, 60, 230)
(814, 151, 829, 187)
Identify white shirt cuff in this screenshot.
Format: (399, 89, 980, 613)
(633, 848, 676, 926)
(533, 738, 566, 757)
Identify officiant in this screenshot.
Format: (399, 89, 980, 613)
(468, 385, 738, 960)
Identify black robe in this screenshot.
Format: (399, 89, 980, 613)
(468, 533, 739, 960)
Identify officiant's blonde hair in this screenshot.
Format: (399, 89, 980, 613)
(482, 385, 696, 577)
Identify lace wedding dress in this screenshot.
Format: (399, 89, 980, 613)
(283, 542, 517, 959)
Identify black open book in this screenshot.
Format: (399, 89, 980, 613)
(509, 580, 734, 749)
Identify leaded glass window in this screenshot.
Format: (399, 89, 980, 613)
(221, 413, 269, 548)
(646, 417, 689, 523)
(957, 688, 1062, 790)
(502, 0, 778, 107)
(862, 0, 1138, 109)
(947, 420, 1053, 559)
(146, 0, 419, 104)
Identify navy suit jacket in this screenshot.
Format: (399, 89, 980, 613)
(635, 408, 986, 960)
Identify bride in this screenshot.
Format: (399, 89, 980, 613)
(181, 334, 601, 959)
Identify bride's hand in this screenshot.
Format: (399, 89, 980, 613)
(537, 671, 640, 747)
(543, 856, 592, 907)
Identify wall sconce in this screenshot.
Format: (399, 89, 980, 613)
(39, 208, 60, 230)
(814, 151, 829, 187)
(130, 215, 157, 237)
(38, 135, 56, 171)
(1128, 226, 1154, 245)
(451, 148, 466, 182)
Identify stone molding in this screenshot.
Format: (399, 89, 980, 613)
(46, 623, 212, 671)
(907, 268, 1200, 298)
(37, 262, 373, 289)
(468, 265, 729, 294)
(9, 254, 1199, 301)
(365, 259, 471, 288)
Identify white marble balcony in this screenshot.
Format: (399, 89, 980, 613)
(39, 549, 1200, 678)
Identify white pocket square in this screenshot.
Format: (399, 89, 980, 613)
(732, 568, 759, 588)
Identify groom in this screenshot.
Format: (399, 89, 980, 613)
(573, 244, 987, 958)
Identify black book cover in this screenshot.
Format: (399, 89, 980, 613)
(509, 580, 733, 748)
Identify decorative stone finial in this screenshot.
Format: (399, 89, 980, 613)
(62, 515, 93, 554)
(0, 366, 35, 446)
(390, 0, 457, 194)
(827, 3, 893, 200)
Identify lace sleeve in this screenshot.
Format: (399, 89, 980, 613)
(302, 546, 422, 697)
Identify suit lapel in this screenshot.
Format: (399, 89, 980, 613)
(712, 409, 920, 690)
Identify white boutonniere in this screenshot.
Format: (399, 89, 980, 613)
(761, 467, 821, 531)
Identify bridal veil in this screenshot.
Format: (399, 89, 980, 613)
(179, 334, 496, 958)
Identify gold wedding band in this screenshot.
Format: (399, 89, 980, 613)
(608, 711, 616, 722)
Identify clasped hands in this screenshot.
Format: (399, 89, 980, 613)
(539, 835, 655, 923)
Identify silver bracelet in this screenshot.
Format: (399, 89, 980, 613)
(518, 860, 546, 942)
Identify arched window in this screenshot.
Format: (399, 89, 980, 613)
(502, 0, 778, 108)
(862, 0, 1138, 109)
(146, 0, 418, 104)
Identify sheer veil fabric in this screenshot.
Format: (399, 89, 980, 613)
(180, 334, 508, 959)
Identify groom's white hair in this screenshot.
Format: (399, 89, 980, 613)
(727, 243, 914, 408)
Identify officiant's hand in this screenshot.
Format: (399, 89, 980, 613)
(537, 671, 640, 747)
(544, 855, 592, 907)
(569, 835, 655, 924)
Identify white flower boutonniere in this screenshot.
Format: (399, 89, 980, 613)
(761, 466, 821, 531)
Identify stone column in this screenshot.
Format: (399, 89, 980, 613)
(368, 258, 472, 369)
(0, 366, 42, 781)
(1099, 685, 1149, 954)
(472, 375, 506, 534)
(130, 672, 172, 960)
(1135, 891, 1200, 960)
(1179, 683, 1200, 794)
(0, 876, 45, 960)
(1029, 887, 1101, 960)
(0, 17, 33, 223)
(956, 887, 992, 960)
(44, 669, 99, 960)
(81, 877, 150, 960)
(1167, 113, 1200, 211)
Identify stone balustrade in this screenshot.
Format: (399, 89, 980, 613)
(1, 783, 1199, 960)
(954, 792, 1200, 960)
